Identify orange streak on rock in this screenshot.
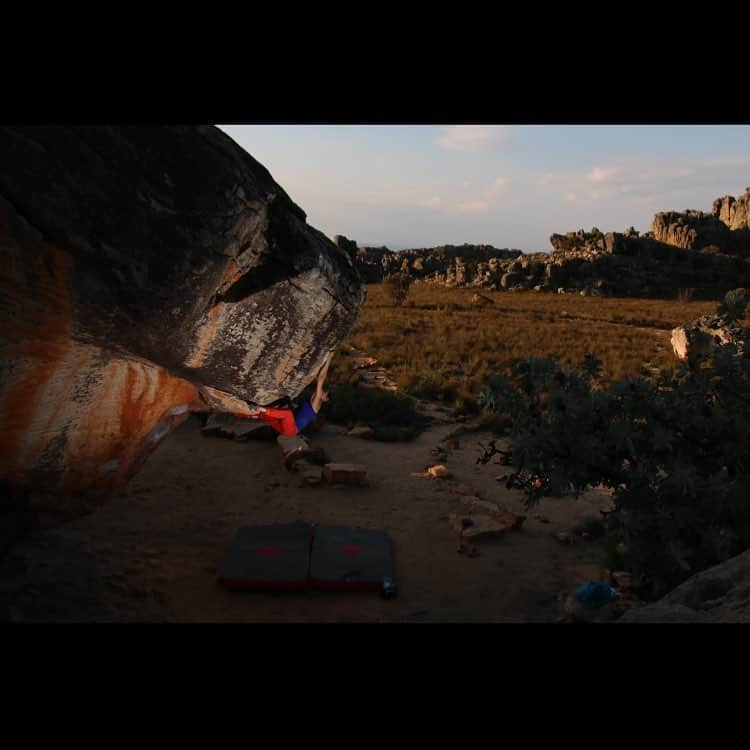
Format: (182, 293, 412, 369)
(185, 301, 225, 369)
(63, 358, 199, 495)
(0, 225, 201, 495)
(0, 241, 73, 477)
(217, 257, 244, 294)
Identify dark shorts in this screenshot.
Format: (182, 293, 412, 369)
(293, 399, 317, 433)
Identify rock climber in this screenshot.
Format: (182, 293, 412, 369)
(234, 351, 333, 437)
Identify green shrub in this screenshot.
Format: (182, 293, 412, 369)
(573, 514, 608, 539)
(325, 382, 429, 441)
(478, 293, 750, 598)
(383, 273, 412, 306)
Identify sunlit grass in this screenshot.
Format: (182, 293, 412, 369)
(330, 283, 748, 411)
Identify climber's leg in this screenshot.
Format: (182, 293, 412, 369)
(258, 406, 298, 437)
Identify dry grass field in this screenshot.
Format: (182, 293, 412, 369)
(331, 283, 748, 413)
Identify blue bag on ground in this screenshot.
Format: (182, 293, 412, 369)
(573, 581, 620, 609)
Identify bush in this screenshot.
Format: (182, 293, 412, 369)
(324, 383, 429, 441)
(400, 370, 458, 402)
(478, 293, 750, 598)
(384, 273, 412, 306)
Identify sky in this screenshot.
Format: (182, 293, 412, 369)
(217, 125, 750, 253)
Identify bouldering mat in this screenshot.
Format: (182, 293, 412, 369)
(218, 522, 313, 591)
(309, 525, 396, 595)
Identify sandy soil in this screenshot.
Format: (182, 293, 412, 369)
(0, 405, 617, 623)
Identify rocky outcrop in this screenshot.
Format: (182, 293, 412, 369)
(0, 126, 364, 500)
(713, 189, 750, 232)
(653, 187, 750, 256)
(651, 210, 731, 251)
(351, 186, 750, 299)
(354, 244, 523, 286)
(545, 228, 750, 298)
(619, 548, 750, 623)
(333, 234, 358, 261)
(671, 312, 745, 360)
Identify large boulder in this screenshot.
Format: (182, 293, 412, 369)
(670, 313, 744, 360)
(500, 272, 522, 289)
(619, 548, 750, 623)
(0, 125, 365, 499)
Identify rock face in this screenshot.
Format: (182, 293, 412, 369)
(713, 189, 750, 232)
(651, 210, 732, 251)
(653, 187, 750, 255)
(0, 126, 364, 500)
(619, 548, 750, 623)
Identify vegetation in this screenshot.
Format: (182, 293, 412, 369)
(383, 273, 412, 306)
(323, 383, 429, 441)
(340, 283, 749, 414)
(477, 292, 750, 598)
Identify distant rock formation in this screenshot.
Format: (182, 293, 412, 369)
(351, 186, 750, 299)
(354, 244, 523, 285)
(544, 227, 750, 298)
(652, 210, 731, 251)
(714, 189, 750, 231)
(0, 126, 365, 501)
(651, 187, 750, 255)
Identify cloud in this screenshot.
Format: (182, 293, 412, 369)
(494, 177, 510, 187)
(586, 166, 619, 183)
(419, 195, 442, 208)
(456, 200, 489, 214)
(437, 125, 511, 152)
(537, 154, 750, 208)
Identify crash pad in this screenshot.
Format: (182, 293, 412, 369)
(309, 525, 395, 594)
(218, 522, 313, 591)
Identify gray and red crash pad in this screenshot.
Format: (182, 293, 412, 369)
(218, 523, 396, 596)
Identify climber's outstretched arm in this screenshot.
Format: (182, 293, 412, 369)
(311, 351, 333, 414)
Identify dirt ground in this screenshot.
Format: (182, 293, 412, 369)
(0, 404, 618, 623)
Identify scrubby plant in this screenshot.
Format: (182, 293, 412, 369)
(478, 292, 750, 598)
(383, 272, 412, 306)
(324, 382, 429, 441)
(717, 288, 748, 323)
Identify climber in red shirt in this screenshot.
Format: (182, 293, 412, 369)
(235, 351, 333, 437)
